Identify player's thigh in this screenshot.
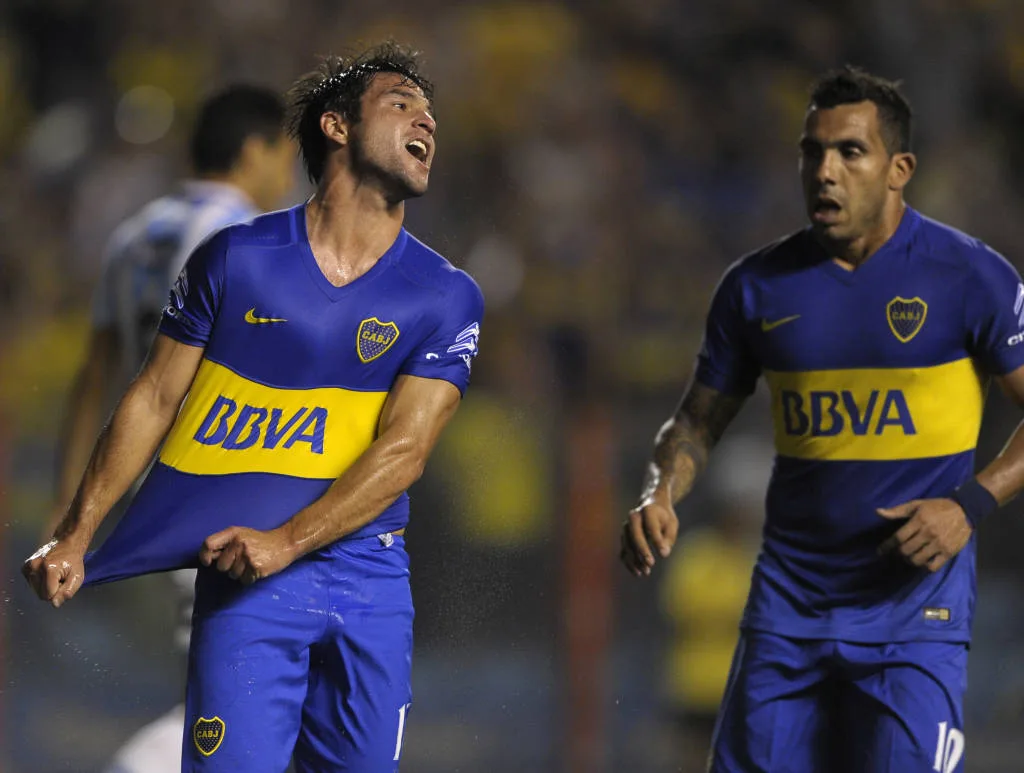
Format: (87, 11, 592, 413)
(181, 567, 320, 773)
(709, 631, 836, 773)
(294, 539, 414, 773)
(840, 641, 967, 773)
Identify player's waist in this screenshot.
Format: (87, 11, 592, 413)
(763, 453, 974, 541)
(764, 358, 984, 461)
(742, 545, 975, 643)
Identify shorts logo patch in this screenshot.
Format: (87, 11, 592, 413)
(357, 317, 400, 363)
(193, 716, 226, 756)
(923, 607, 951, 622)
(886, 296, 927, 343)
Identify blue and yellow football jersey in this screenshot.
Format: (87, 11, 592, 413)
(696, 207, 1024, 643)
(84, 203, 483, 585)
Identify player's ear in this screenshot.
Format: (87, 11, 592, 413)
(320, 111, 348, 148)
(888, 151, 916, 191)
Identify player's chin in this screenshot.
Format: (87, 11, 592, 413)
(401, 176, 429, 199)
(809, 218, 849, 242)
(409, 175, 429, 196)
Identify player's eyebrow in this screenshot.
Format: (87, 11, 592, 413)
(799, 136, 870, 152)
(384, 86, 432, 111)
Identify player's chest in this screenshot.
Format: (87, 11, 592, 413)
(748, 267, 964, 370)
(209, 271, 433, 385)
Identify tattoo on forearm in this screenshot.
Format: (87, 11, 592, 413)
(639, 382, 744, 506)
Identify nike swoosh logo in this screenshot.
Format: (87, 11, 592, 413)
(761, 314, 801, 332)
(244, 307, 287, 324)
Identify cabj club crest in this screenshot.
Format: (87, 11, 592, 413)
(886, 296, 927, 343)
(193, 716, 226, 756)
(357, 317, 400, 363)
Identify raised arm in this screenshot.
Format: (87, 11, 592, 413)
(23, 334, 204, 606)
(621, 379, 747, 577)
(199, 374, 463, 584)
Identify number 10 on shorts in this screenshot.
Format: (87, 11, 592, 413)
(934, 722, 964, 773)
(393, 702, 412, 761)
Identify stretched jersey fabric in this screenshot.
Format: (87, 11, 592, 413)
(92, 180, 258, 376)
(84, 204, 483, 585)
(695, 207, 1024, 643)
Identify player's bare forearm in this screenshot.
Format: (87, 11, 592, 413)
(639, 379, 746, 506)
(54, 335, 204, 548)
(622, 379, 746, 577)
(49, 328, 118, 535)
(276, 375, 462, 558)
(976, 420, 1024, 505)
(978, 366, 1024, 505)
(277, 433, 430, 555)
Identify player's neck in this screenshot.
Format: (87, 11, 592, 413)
(305, 176, 404, 286)
(826, 201, 906, 271)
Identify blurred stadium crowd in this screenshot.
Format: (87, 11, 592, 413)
(3, 1, 1024, 771)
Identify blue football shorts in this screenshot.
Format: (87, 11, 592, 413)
(181, 534, 413, 773)
(709, 630, 967, 773)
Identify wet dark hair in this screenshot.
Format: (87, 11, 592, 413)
(809, 65, 913, 155)
(190, 84, 286, 175)
(286, 41, 434, 183)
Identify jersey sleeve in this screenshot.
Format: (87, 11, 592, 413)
(693, 261, 760, 396)
(399, 272, 485, 395)
(965, 245, 1024, 376)
(157, 230, 229, 348)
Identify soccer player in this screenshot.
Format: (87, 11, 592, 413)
(24, 41, 483, 773)
(621, 66, 1024, 772)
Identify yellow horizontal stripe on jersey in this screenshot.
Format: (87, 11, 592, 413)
(764, 358, 985, 461)
(159, 359, 387, 478)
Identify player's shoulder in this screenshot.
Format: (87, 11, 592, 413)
(212, 205, 299, 250)
(719, 228, 813, 287)
(395, 230, 484, 306)
(911, 210, 1012, 277)
(184, 206, 300, 274)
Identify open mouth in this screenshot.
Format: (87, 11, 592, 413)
(812, 197, 842, 222)
(405, 139, 429, 165)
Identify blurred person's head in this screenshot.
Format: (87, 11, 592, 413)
(190, 84, 295, 211)
(286, 41, 435, 204)
(799, 66, 916, 256)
